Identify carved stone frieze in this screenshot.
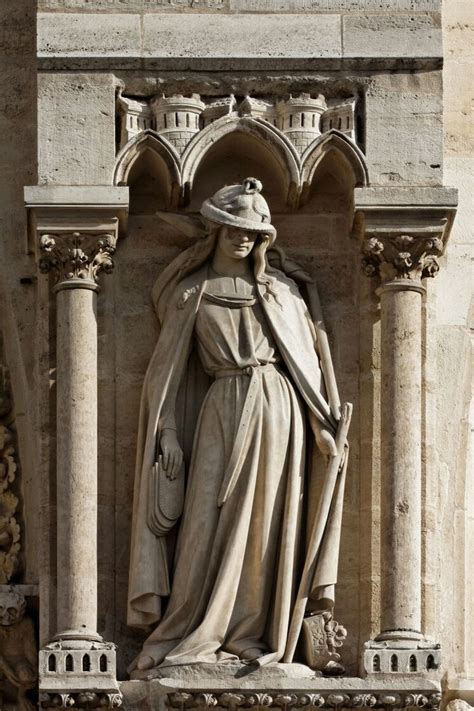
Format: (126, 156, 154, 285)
(39, 691, 122, 708)
(38, 232, 117, 287)
(117, 92, 358, 155)
(166, 691, 443, 710)
(0, 356, 22, 584)
(361, 234, 444, 283)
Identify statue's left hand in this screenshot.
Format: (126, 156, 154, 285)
(160, 429, 184, 480)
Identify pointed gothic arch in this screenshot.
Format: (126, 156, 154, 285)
(300, 129, 369, 206)
(113, 130, 182, 211)
(181, 115, 301, 209)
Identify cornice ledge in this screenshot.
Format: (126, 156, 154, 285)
(24, 185, 129, 254)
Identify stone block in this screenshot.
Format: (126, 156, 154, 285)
(364, 72, 445, 185)
(142, 13, 341, 58)
(343, 13, 442, 59)
(38, 73, 117, 185)
(37, 12, 141, 57)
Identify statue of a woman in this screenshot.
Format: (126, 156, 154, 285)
(127, 178, 350, 672)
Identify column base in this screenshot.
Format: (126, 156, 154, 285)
(362, 633, 441, 676)
(38, 637, 122, 708)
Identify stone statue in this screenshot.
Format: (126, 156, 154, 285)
(0, 591, 37, 711)
(128, 178, 351, 673)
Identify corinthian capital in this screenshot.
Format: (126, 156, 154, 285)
(38, 231, 117, 286)
(24, 185, 129, 290)
(361, 233, 444, 283)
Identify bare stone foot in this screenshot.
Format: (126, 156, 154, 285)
(322, 660, 345, 676)
(136, 654, 155, 671)
(241, 647, 264, 662)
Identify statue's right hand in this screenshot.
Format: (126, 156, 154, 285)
(159, 429, 183, 481)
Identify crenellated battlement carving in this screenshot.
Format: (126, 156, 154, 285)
(117, 93, 359, 156)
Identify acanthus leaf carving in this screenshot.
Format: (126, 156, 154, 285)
(166, 690, 443, 711)
(361, 233, 444, 283)
(38, 231, 117, 286)
(0, 358, 22, 584)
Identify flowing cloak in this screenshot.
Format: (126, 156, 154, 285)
(127, 262, 347, 660)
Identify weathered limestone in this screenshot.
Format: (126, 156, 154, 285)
(121, 671, 443, 711)
(25, 186, 129, 706)
(355, 186, 457, 675)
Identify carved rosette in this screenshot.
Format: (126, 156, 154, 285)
(361, 234, 444, 284)
(39, 692, 122, 708)
(38, 231, 117, 287)
(167, 691, 442, 710)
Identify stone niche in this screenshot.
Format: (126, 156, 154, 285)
(101, 87, 368, 683)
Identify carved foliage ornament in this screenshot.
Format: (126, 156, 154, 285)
(38, 232, 117, 285)
(39, 692, 122, 708)
(362, 234, 444, 282)
(0, 361, 22, 584)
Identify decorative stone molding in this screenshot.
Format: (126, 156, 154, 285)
(0, 357, 22, 584)
(39, 691, 122, 708)
(166, 690, 443, 710)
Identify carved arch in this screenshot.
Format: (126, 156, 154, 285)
(300, 129, 369, 205)
(181, 116, 301, 208)
(113, 130, 182, 209)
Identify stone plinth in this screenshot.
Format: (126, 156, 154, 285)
(121, 665, 442, 711)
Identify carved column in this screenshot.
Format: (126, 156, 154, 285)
(38, 231, 116, 642)
(25, 187, 128, 708)
(354, 187, 457, 676)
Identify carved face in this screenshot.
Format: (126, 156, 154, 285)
(216, 226, 258, 260)
(0, 593, 25, 626)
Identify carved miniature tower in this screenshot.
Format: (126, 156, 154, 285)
(151, 94, 205, 153)
(277, 93, 327, 154)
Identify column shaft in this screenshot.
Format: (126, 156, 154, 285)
(56, 285, 98, 638)
(379, 284, 423, 635)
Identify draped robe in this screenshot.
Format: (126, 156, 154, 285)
(127, 263, 346, 667)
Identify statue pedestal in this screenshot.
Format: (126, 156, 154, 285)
(121, 665, 442, 711)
